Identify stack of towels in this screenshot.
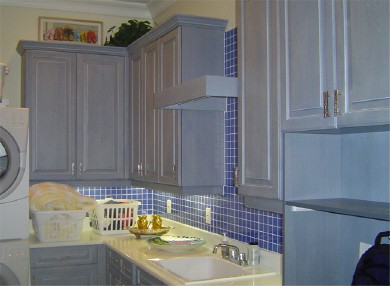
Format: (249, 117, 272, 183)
(29, 182, 96, 212)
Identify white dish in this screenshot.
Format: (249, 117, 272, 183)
(147, 236, 206, 252)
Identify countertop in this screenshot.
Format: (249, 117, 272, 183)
(29, 218, 282, 285)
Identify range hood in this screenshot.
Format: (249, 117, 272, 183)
(154, 76, 238, 111)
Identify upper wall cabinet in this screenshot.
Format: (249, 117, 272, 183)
(17, 41, 128, 185)
(237, 0, 283, 213)
(280, 0, 389, 132)
(128, 15, 227, 195)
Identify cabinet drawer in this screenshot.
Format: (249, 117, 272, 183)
(31, 245, 98, 268)
(31, 264, 98, 285)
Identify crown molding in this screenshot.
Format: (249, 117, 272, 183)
(0, 0, 152, 19)
(146, 0, 176, 20)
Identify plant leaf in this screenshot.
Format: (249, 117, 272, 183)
(104, 19, 153, 47)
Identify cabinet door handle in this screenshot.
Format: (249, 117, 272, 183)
(172, 164, 176, 179)
(334, 89, 341, 116)
(79, 163, 82, 176)
(71, 163, 75, 175)
(109, 257, 120, 265)
(323, 91, 330, 118)
(57, 255, 71, 261)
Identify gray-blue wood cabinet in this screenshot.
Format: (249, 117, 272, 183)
(128, 15, 227, 195)
(30, 245, 106, 285)
(17, 41, 128, 185)
(106, 247, 165, 285)
(281, 1, 390, 284)
(280, 0, 389, 132)
(236, 0, 283, 213)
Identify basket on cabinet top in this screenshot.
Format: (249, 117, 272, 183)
(89, 198, 141, 235)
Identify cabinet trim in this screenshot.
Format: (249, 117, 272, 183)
(243, 196, 283, 214)
(131, 179, 223, 195)
(154, 76, 238, 111)
(127, 14, 227, 54)
(17, 40, 128, 56)
(286, 198, 390, 221)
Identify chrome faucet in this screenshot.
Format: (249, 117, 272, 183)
(213, 243, 248, 266)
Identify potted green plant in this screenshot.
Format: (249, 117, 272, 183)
(104, 19, 153, 47)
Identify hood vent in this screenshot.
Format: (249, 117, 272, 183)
(154, 76, 238, 111)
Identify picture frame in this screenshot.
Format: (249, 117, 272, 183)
(38, 17, 103, 45)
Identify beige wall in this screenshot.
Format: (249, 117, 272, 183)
(0, 1, 235, 107)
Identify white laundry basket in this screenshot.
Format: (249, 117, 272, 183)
(31, 210, 86, 242)
(89, 198, 141, 235)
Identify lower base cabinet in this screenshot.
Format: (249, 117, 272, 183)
(106, 247, 166, 286)
(31, 245, 166, 286)
(30, 245, 106, 285)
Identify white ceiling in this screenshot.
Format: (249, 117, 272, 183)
(0, 0, 176, 19)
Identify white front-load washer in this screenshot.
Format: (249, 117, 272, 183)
(0, 107, 29, 240)
(0, 239, 30, 285)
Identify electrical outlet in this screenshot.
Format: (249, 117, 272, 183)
(166, 199, 172, 214)
(359, 242, 371, 258)
(205, 207, 211, 224)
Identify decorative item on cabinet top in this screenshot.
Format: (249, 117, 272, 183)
(154, 75, 238, 111)
(104, 19, 153, 47)
(39, 17, 103, 45)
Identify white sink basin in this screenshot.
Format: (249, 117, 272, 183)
(152, 256, 275, 285)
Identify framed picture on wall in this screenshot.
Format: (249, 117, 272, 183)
(38, 17, 103, 45)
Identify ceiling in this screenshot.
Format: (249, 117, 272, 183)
(0, 0, 176, 19)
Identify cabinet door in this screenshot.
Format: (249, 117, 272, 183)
(338, 0, 389, 127)
(238, 0, 282, 202)
(280, 0, 337, 131)
(107, 262, 134, 285)
(24, 50, 77, 180)
(129, 49, 143, 180)
(106, 264, 123, 286)
(77, 53, 125, 180)
(158, 28, 181, 185)
(142, 42, 159, 182)
(106, 248, 135, 285)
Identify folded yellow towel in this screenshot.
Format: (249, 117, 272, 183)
(29, 182, 96, 212)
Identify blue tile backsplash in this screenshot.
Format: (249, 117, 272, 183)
(78, 28, 283, 254)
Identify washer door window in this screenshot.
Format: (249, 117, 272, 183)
(0, 126, 24, 200)
(0, 263, 20, 285)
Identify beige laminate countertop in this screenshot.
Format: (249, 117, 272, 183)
(29, 218, 282, 286)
